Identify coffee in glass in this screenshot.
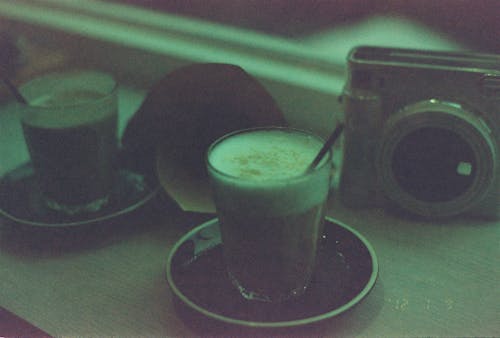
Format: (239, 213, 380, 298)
(207, 127, 332, 302)
(19, 70, 118, 215)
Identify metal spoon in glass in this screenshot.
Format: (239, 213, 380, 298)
(306, 123, 344, 172)
(2, 78, 28, 104)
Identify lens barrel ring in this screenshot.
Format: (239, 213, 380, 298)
(376, 99, 496, 217)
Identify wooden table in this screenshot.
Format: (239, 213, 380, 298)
(1, 84, 499, 334)
(0, 86, 499, 336)
(0, 189, 498, 337)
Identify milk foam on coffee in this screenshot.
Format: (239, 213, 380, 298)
(22, 90, 115, 129)
(208, 129, 331, 214)
(20, 71, 116, 129)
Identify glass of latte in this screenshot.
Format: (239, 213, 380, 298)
(19, 70, 118, 215)
(207, 127, 332, 303)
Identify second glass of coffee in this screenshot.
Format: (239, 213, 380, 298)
(19, 70, 118, 215)
(207, 127, 332, 302)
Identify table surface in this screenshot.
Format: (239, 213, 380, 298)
(1, 91, 499, 337)
(0, 190, 498, 337)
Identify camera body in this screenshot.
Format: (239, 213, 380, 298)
(339, 46, 500, 219)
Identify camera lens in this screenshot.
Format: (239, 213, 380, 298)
(391, 127, 476, 202)
(376, 99, 495, 217)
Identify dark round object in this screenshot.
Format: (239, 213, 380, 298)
(391, 127, 477, 202)
(121, 63, 286, 178)
(166, 217, 378, 329)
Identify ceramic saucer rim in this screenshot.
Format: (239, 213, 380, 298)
(0, 163, 160, 228)
(166, 216, 379, 328)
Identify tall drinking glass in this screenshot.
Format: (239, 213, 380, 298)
(19, 70, 118, 215)
(207, 127, 332, 302)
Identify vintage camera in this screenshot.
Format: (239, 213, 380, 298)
(339, 46, 500, 219)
